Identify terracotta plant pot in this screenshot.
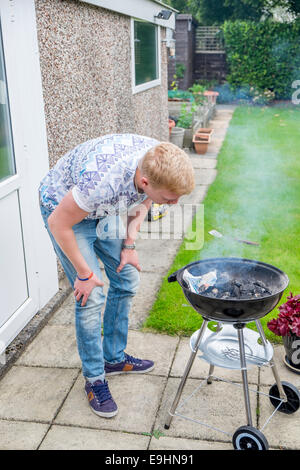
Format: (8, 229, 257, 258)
(192, 128, 214, 154)
(168, 119, 175, 136)
(194, 128, 214, 138)
(203, 90, 219, 105)
(192, 133, 211, 154)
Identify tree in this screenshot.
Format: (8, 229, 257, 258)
(189, 0, 267, 24)
(270, 0, 300, 16)
(164, 0, 190, 14)
(166, 0, 299, 24)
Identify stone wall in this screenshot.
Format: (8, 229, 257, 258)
(35, 0, 169, 168)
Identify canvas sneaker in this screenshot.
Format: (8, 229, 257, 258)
(85, 379, 118, 418)
(104, 353, 154, 376)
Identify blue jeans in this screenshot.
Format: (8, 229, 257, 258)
(40, 206, 140, 382)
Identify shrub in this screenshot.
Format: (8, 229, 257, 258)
(222, 19, 300, 99)
(213, 82, 275, 105)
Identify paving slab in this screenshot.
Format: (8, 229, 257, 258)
(129, 271, 163, 329)
(0, 420, 49, 450)
(259, 384, 300, 449)
(179, 185, 209, 206)
(170, 336, 260, 384)
(193, 168, 217, 186)
(55, 374, 166, 434)
(39, 425, 150, 450)
(136, 237, 181, 274)
(125, 330, 179, 377)
(0, 366, 78, 422)
(140, 207, 189, 237)
(188, 156, 217, 169)
(140, 205, 201, 239)
(206, 137, 224, 151)
(49, 293, 76, 326)
(260, 344, 300, 388)
(149, 435, 232, 450)
(154, 377, 258, 442)
(16, 324, 80, 368)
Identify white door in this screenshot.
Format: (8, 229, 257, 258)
(0, 25, 29, 328)
(0, 0, 58, 354)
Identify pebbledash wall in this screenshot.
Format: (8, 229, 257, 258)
(35, 0, 170, 168)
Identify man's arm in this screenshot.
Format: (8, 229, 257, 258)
(47, 190, 104, 306)
(48, 191, 92, 277)
(116, 198, 152, 273)
(125, 197, 152, 245)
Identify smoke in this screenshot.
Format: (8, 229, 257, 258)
(196, 111, 288, 263)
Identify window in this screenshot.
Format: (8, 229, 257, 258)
(0, 23, 15, 182)
(132, 19, 160, 93)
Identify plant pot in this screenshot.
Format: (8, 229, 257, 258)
(194, 128, 214, 138)
(283, 334, 300, 373)
(169, 127, 185, 148)
(183, 127, 193, 148)
(192, 133, 211, 155)
(203, 90, 219, 105)
(168, 119, 175, 136)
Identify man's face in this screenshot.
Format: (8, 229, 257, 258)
(141, 177, 180, 205)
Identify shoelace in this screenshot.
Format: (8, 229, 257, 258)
(92, 381, 113, 404)
(125, 353, 142, 365)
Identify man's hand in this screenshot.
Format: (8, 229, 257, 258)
(73, 273, 104, 307)
(117, 248, 141, 273)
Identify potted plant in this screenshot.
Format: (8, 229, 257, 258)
(267, 293, 300, 373)
(176, 102, 197, 148)
(188, 83, 207, 106)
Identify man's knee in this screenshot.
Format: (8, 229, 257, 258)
(75, 286, 105, 330)
(118, 265, 140, 296)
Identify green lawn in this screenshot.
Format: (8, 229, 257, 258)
(143, 105, 300, 343)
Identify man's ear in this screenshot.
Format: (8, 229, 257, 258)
(141, 176, 149, 187)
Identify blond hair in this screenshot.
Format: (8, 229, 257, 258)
(139, 142, 195, 195)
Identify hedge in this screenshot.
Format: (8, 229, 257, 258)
(222, 20, 300, 99)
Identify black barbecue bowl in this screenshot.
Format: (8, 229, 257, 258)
(168, 257, 289, 323)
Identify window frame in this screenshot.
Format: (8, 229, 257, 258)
(131, 18, 161, 94)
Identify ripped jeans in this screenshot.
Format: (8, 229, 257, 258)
(40, 206, 140, 382)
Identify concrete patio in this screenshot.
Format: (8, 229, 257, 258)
(0, 106, 299, 450)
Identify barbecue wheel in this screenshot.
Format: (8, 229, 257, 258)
(232, 426, 269, 450)
(269, 381, 300, 414)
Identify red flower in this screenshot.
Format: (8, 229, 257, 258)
(291, 317, 300, 337)
(267, 293, 300, 337)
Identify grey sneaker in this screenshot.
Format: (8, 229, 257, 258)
(85, 380, 118, 418)
(104, 353, 154, 376)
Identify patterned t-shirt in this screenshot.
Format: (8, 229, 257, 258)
(39, 134, 159, 219)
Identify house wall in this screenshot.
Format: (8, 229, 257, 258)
(34, 0, 169, 169)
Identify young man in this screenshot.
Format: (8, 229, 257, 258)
(39, 134, 194, 418)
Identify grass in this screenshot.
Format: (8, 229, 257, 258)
(143, 105, 300, 343)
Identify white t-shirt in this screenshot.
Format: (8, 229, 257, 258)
(39, 133, 159, 219)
